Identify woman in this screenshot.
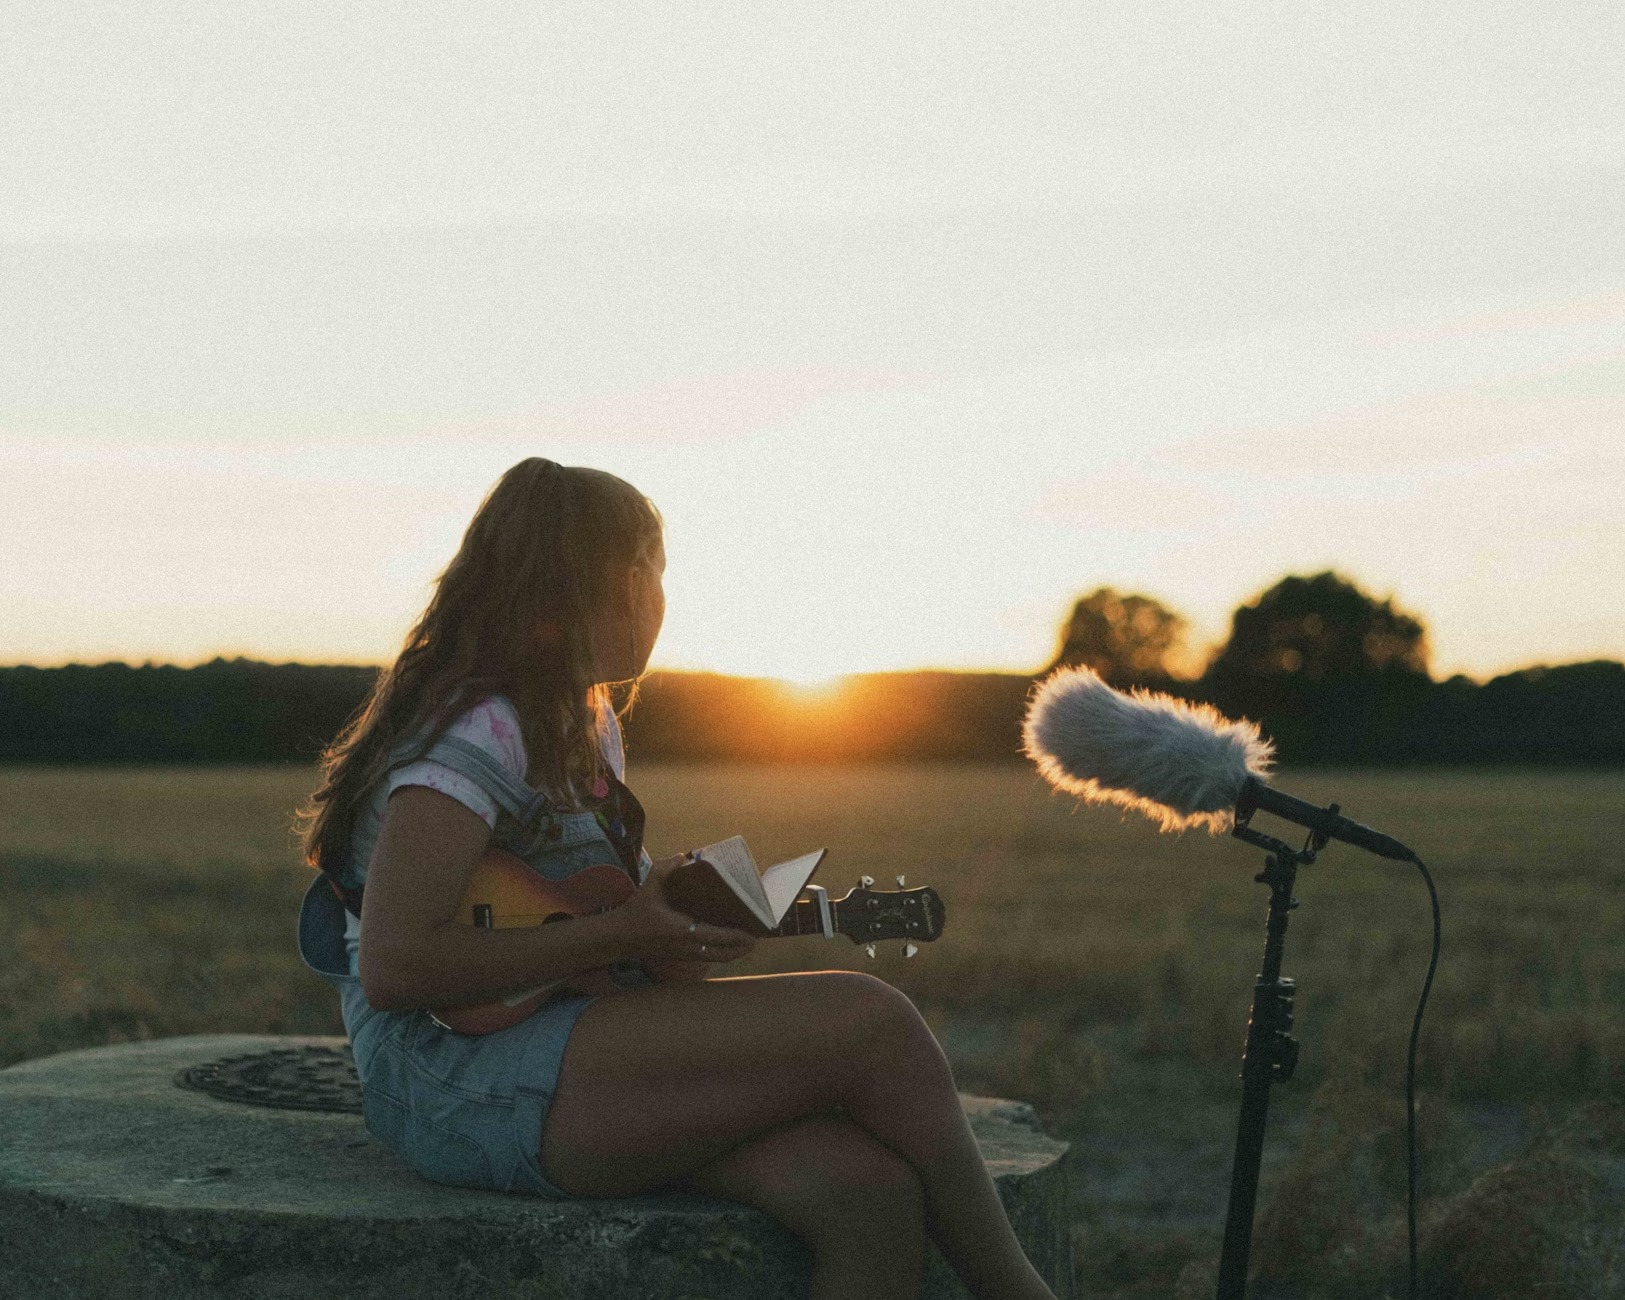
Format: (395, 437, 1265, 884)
(297, 458, 1059, 1300)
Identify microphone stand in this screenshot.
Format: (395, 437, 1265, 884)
(1215, 813, 1332, 1300)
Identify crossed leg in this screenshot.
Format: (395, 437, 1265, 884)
(539, 970, 1057, 1300)
(673, 1112, 927, 1297)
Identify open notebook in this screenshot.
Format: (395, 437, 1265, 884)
(663, 835, 828, 935)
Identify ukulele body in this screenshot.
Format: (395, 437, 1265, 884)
(430, 848, 658, 1035)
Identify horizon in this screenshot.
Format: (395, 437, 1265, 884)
(8, 631, 1618, 688)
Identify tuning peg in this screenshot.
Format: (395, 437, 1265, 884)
(895, 874, 906, 888)
(864, 943, 877, 959)
(860, 875, 874, 888)
(904, 942, 919, 958)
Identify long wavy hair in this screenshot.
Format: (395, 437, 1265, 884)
(298, 458, 663, 878)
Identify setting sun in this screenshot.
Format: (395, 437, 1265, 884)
(773, 671, 849, 696)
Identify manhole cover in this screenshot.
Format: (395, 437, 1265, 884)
(175, 1044, 361, 1114)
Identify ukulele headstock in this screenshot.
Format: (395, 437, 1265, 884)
(829, 876, 947, 953)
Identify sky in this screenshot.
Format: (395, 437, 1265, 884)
(3, 2, 1622, 682)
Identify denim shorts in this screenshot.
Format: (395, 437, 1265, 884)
(340, 976, 596, 1198)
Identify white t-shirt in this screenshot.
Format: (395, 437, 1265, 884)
(340, 695, 635, 965)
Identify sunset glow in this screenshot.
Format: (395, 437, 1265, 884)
(772, 673, 851, 698)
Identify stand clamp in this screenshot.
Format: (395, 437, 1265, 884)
(1244, 977, 1299, 1084)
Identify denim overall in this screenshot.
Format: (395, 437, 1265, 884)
(297, 733, 653, 1197)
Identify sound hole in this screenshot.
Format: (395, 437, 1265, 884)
(541, 911, 573, 925)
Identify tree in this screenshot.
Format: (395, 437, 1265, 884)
(1206, 571, 1430, 684)
(1046, 587, 1187, 685)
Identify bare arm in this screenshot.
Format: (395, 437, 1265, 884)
(358, 785, 753, 1011)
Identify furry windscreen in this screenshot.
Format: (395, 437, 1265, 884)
(1021, 667, 1276, 834)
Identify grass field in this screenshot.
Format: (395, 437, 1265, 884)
(3, 762, 1622, 1297)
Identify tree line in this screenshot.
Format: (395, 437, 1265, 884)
(1, 572, 1620, 765)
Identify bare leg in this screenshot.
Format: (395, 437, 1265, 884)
(540, 971, 1057, 1300)
(672, 1113, 925, 1300)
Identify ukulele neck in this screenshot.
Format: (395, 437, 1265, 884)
(775, 887, 837, 940)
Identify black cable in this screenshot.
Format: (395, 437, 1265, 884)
(1405, 853, 1442, 1300)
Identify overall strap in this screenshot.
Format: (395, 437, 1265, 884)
(386, 733, 554, 830)
(313, 726, 560, 935)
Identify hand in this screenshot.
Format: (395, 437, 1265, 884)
(605, 854, 758, 966)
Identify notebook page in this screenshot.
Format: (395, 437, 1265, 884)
(760, 850, 828, 923)
(695, 835, 769, 916)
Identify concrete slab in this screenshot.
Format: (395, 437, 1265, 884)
(0, 1035, 1075, 1299)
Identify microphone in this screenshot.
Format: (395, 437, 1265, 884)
(1021, 667, 1416, 861)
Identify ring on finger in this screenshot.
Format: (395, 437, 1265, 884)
(687, 921, 698, 935)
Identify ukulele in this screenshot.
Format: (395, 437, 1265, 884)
(429, 846, 948, 1035)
